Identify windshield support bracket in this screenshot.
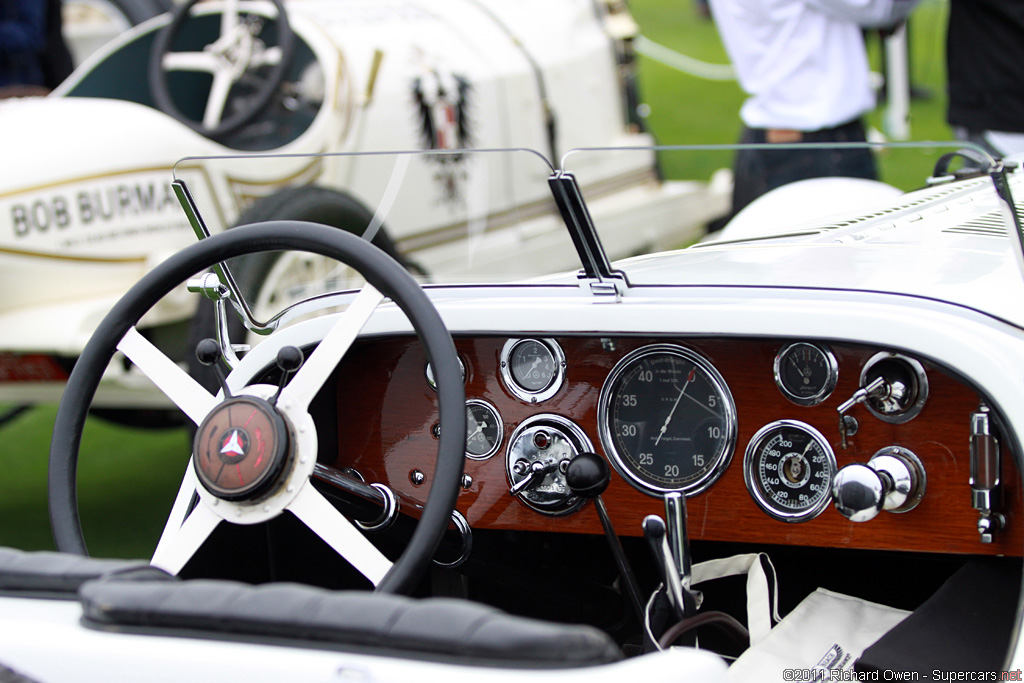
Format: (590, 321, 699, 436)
(986, 163, 1024, 272)
(172, 179, 276, 336)
(547, 172, 629, 301)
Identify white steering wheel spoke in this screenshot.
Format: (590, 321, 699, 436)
(203, 70, 236, 128)
(150, 499, 222, 575)
(287, 485, 393, 586)
(161, 50, 220, 74)
(220, 0, 241, 36)
(251, 45, 283, 68)
(116, 327, 217, 426)
(286, 284, 384, 411)
(158, 463, 201, 550)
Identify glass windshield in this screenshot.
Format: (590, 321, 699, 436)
(173, 149, 580, 316)
(172, 141, 1010, 333)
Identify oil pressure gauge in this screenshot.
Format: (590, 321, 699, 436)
(774, 342, 838, 406)
(743, 420, 836, 522)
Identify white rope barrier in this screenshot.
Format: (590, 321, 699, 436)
(634, 35, 736, 82)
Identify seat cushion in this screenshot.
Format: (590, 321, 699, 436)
(0, 547, 166, 596)
(79, 576, 623, 668)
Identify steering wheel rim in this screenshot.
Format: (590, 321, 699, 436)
(49, 221, 466, 595)
(148, 0, 296, 140)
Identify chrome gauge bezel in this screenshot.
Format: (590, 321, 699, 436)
(464, 399, 503, 461)
(426, 356, 466, 391)
(598, 344, 737, 497)
(743, 420, 837, 523)
(500, 338, 566, 403)
(859, 352, 929, 424)
(505, 414, 592, 515)
(773, 342, 839, 406)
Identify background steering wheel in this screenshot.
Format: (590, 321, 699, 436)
(49, 222, 466, 595)
(149, 0, 296, 140)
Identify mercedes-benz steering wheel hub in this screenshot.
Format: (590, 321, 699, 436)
(193, 395, 291, 501)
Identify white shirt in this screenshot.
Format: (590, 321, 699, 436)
(709, 0, 916, 131)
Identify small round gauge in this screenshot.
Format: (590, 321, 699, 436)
(500, 338, 565, 402)
(465, 399, 502, 460)
(743, 420, 836, 522)
(598, 344, 737, 496)
(774, 342, 839, 406)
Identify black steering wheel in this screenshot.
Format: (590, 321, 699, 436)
(49, 222, 466, 595)
(149, 0, 296, 140)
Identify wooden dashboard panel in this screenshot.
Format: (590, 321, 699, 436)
(331, 335, 1022, 556)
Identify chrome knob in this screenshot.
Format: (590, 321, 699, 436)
(833, 463, 886, 522)
(870, 453, 914, 511)
(833, 447, 926, 522)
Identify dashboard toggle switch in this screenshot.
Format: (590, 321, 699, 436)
(836, 377, 887, 449)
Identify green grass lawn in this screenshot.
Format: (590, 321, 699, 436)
(0, 0, 955, 560)
(0, 404, 189, 557)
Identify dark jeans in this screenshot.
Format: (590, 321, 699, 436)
(730, 119, 878, 217)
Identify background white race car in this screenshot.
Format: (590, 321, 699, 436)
(62, 0, 172, 66)
(0, 0, 727, 419)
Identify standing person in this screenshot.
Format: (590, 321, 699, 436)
(946, 0, 1024, 159)
(707, 0, 918, 217)
(0, 0, 48, 93)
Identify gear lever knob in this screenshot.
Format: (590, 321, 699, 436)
(565, 452, 610, 498)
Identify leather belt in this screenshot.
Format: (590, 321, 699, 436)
(765, 129, 804, 144)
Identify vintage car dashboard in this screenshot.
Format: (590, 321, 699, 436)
(322, 334, 1022, 558)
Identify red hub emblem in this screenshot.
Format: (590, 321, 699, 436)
(193, 395, 289, 501)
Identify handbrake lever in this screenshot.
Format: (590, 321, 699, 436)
(643, 491, 701, 620)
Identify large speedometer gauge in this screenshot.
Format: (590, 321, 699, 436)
(598, 344, 737, 496)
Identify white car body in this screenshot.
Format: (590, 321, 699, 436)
(2, 145, 1023, 679)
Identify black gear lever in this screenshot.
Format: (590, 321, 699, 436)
(195, 338, 232, 398)
(565, 452, 645, 624)
(271, 345, 304, 405)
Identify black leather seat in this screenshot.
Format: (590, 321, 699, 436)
(0, 548, 622, 668)
(80, 576, 623, 668)
(0, 547, 161, 596)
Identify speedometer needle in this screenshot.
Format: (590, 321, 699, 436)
(655, 368, 695, 446)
